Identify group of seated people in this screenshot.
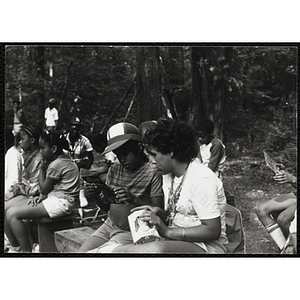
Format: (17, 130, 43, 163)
(4, 115, 297, 254)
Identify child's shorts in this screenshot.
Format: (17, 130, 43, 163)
(42, 196, 74, 218)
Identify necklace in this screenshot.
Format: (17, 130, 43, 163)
(166, 163, 189, 226)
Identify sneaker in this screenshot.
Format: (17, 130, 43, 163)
(4, 237, 11, 253)
(7, 245, 21, 253)
(32, 243, 39, 253)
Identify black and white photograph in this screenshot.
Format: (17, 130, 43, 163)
(1, 3, 300, 299)
(2, 44, 297, 256)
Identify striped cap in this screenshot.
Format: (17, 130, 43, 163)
(21, 125, 43, 139)
(101, 122, 140, 155)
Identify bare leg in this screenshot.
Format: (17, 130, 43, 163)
(4, 195, 29, 247)
(6, 201, 49, 252)
(256, 194, 296, 227)
(5, 194, 29, 212)
(4, 218, 19, 247)
(255, 194, 296, 250)
(113, 240, 206, 254)
(277, 203, 297, 238)
(24, 220, 37, 247)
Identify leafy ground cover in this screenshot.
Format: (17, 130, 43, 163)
(223, 157, 295, 254)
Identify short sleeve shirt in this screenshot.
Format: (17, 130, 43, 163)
(64, 134, 93, 163)
(46, 156, 80, 200)
(199, 137, 226, 173)
(163, 158, 227, 245)
(44, 107, 59, 127)
(22, 149, 43, 185)
(106, 162, 163, 202)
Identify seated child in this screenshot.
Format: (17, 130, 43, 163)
(78, 122, 164, 252)
(5, 125, 43, 201)
(5, 125, 44, 252)
(5, 131, 80, 252)
(256, 168, 297, 251)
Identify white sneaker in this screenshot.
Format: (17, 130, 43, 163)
(7, 246, 21, 253)
(4, 236, 11, 253)
(32, 243, 40, 253)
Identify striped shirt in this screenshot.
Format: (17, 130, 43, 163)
(106, 161, 163, 229)
(106, 162, 163, 202)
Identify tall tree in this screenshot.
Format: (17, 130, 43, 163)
(136, 47, 163, 124)
(191, 46, 233, 140)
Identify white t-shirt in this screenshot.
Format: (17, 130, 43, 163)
(163, 158, 227, 246)
(44, 107, 59, 127)
(5, 146, 23, 193)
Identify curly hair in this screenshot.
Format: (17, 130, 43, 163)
(143, 117, 198, 163)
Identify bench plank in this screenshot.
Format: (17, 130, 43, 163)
(38, 216, 74, 253)
(55, 226, 95, 253)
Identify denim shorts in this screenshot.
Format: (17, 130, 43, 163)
(91, 216, 133, 245)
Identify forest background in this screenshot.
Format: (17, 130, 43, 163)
(4, 44, 298, 254)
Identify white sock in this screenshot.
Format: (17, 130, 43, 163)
(266, 223, 286, 250)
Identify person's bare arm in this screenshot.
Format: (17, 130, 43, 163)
(139, 209, 221, 242)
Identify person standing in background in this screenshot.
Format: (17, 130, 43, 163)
(44, 98, 59, 131)
(12, 99, 25, 146)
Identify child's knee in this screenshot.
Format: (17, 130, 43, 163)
(6, 207, 17, 221)
(277, 211, 294, 228)
(255, 203, 267, 218)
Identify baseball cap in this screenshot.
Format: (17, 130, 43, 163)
(101, 122, 141, 155)
(69, 117, 82, 126)
(49, 98, 56, 104)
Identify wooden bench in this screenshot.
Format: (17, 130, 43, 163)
(55, 226, 95, 253)
(53, 196, 245, 254)
(37, 214, 75, 253)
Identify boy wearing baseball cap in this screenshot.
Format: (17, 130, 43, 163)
(78, 122, 164, 252)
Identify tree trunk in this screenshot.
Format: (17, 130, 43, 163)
(214, 47, 233, 140)
(37, 46, 45, 126)
(191, 47, 203, 128)
(136, 47, 162, 124)
(191, 47, 233, 140)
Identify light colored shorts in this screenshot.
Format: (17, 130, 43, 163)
(91, 216, 133, 245)
(42, 196, 74, 218)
